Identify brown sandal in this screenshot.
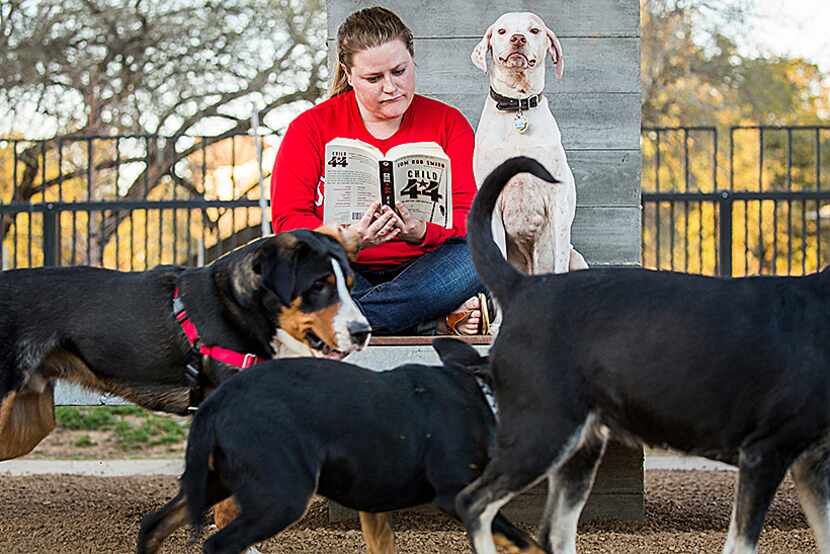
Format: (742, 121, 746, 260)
(443, 293, 492, 336)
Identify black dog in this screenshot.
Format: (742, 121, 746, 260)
(456, 156, 830, 554)
(136, 338, 545, 554)
(0, 226, 370, 460)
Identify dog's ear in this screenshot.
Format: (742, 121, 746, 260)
(432, 337, 486, 369)
(228, 240, 271, 308)
(544, 25, 564, 79)
(471, 24, 494, 73)
(264, 232, 309, 306)
(313, 224, 361, 262)
(230, 233, 300, 306)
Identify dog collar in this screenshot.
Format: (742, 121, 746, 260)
(489, 87, 543, 112)
(475, 377, 499, 420)
(173, 288, 269, 410)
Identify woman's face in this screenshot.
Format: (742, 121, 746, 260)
(346, 39, 415, 123)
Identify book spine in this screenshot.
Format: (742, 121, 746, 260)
(378, 160, 395, 208)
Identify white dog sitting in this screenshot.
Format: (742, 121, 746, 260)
(472, 11, 588, 289)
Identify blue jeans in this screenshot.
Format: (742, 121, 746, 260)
(351, 239, 484, 335)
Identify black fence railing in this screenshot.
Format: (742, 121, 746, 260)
(4, 127, 830, 276)
(642, 126, 830, 276)
(0, 132, 276, 269)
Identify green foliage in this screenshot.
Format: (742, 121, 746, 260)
(641, 1, 830, 276)
(113, 414, 188, 451)
(55, 406, 189, 451)
(642, 0, 830, 127)
(74, 435, 97, 448)
(107, 405, 146, 417)
(56, 406, 116, 431)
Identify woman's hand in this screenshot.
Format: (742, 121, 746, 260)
(391, 202, 427, 244)
(347, 201, 399, 248)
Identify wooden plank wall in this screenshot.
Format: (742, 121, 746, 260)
(327, 0, 645, 524)
(327, 0, 642, 267)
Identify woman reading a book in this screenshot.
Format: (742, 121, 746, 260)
(271, 6, 489, 335)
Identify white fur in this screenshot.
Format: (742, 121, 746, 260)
(542, 415, 608, 554)
(331, 259, 370, 352)
(470, 494, 514, 554)
(795, 487, 830, 553)
(472, 13, 588, 335)
(544, 475, 580, 554)
(791, 449, 830, 553)
(722, 479, 752, 554)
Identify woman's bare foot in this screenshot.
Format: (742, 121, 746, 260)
(437, 296, 481, 335)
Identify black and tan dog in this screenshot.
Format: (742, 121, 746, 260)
(456, 156, 830, 554)
(0, 226, 370, 462)
(136, 338, 544, 554)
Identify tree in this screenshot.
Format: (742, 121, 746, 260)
(641, 0, 830, 276)
(0, 0, 326, 261)
(642, 0, 830, 126)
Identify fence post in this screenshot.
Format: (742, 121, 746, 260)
(42, 204, 59, 267)
(251, 106, 270, 237)
(718, 191, 732, 277)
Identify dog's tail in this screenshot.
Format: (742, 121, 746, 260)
(181, 406, 219, 538)
(467, 156, 561, 302)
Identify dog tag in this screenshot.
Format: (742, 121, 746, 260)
(513, 111, 529, 134)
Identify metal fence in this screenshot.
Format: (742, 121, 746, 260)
(4, 127, 830, 277)
(642, 126, 830, 276)
(0, 131, 277, 270)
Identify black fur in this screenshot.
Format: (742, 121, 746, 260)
(136, 339, 543, 554)
(457, 156, 830, 554)
(0, 230, 356, 417)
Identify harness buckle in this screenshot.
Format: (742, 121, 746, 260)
(241, 353, 257, 369)
(184, 361, 201, 386)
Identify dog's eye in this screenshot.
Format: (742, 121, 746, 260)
(497, 28, 506, 35)
(530, 28, 540, 34)
(309, 280, 328, 294)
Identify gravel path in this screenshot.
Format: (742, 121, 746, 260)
(0, 470, 815, 553)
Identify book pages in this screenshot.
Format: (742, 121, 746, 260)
(323, 140, 382, 225)
(392, 154, 452, 228)
(322, 138, 452, 228)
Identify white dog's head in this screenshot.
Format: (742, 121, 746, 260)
(471, 12, 563, 94)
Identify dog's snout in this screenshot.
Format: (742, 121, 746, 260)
(347, 320, 372, 345)
(510, 33, 526, 46)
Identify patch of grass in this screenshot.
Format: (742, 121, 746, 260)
(74, 435, 97, 448)
(113, 415, 188, 450)
(55, 406, 190, 453)
(56, 406, 116, 431)
(108, 405, 145, 417)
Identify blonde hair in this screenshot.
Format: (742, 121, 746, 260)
(329, 6, 414, 97)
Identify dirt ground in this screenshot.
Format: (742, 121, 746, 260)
(0, 470, 816, 553)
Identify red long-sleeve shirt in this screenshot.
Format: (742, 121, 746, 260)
(271, 90, 476, 268)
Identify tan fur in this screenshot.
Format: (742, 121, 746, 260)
(494, 532, 546, 554)
(314, 224, 362, 261)
(359, 512, 396, 554)
(212, 487, 318, 548)
(278, 297, 340, 353)
(0, 387, 56, 460)
(213, 498, 240, 528)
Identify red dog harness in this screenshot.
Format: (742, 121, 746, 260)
(173, 288, 269, 409)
